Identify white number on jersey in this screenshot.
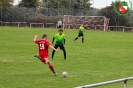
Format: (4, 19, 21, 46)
(40, 43, 45, 50)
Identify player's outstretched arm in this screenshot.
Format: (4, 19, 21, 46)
(52, 37, 55, 45)
(49, 45, 59, 52)
(33, 35, 38, 42)
(63, 39, 65, 46)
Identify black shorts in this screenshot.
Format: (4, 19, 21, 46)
(54, 44, 65, 50)
(58, 25, 62, 28)
(78, 33, 84, 37)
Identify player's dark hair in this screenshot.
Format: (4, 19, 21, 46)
(58, 29, 63, 32)
(42, 34, 47, 38)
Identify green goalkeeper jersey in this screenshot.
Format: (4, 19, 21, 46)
(79, 25, 84, 34)
(55, 33, 65, 45)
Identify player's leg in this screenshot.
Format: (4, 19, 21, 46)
(51, 44, 58, 59)
(42, 58, 57, 76)
(74, 34, 80, 41)
(47, 60, 57, 76)
(82, 34, 84, 43)
(34, 54, 42, 60)
(60, 45, 66, 60)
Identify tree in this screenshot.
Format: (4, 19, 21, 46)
(42, 0, 91, 9)
(38, 0, 46, 8)
(76, 0, 91, 9)
(42, 0, 69, 8)
(42, 0, 92, 16)
(18, 0, 38, 7)
(0, 0, 13, 7)
(18, 0, 46, 8)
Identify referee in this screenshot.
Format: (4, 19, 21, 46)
(51, 29, 66, 60)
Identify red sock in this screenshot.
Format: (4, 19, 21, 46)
(49, 64, 55, 73)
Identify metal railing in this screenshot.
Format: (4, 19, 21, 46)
(108, 26, 133, 32)
(75, 77, 133, 88)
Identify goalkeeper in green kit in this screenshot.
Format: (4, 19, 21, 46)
(51, 29, 66, 60)
(74, 24, 85, 43)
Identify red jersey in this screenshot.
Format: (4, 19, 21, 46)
(35, 39, 50, 58)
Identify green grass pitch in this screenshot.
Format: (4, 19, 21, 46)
(0, 26, 133, 88)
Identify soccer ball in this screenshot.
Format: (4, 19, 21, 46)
(62, 72, 68, 77)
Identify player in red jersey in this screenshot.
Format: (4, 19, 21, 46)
(33, 34, 59, 76)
